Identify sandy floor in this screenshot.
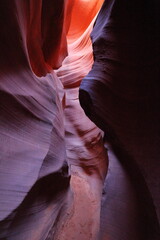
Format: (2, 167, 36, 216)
(55, 165, 103, 240)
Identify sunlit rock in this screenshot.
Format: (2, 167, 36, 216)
(0, 1, 70, 239)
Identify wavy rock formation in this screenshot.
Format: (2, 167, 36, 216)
(80, 0, 160, 239)
(56, 1, 107, 239)
(1, 0, 160, 240)
(0, 1, 71, 239)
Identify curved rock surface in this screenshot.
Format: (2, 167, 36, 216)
(0, 1, 71, 239)
(80, 0, 160, 239)
(56, 1, 107, 239)
(1, 0, 160, 239)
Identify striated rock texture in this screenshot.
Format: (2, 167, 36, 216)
(1, 0, 160, 240)
(80, 0, 160, 239)
(0, 1, 71, 239)
(56, 1, 108, 239)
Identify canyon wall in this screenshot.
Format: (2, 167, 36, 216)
(80, 0, 160, 239)
(0, 0, 160, 240)
(0, 1, 70, 239)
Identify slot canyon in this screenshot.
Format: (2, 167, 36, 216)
(0, 0, 160, 240)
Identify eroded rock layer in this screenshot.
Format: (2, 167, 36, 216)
(80, 0, 160, 239)
(56, 1, 107, 239)
(0, 0, 160, 240)
(0, 1, 71, 239)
